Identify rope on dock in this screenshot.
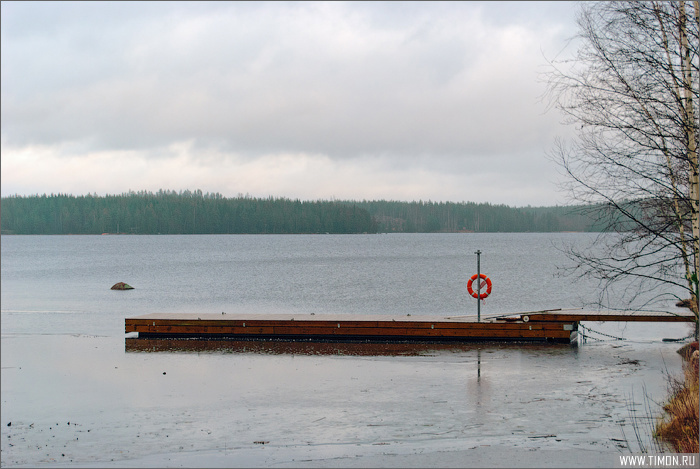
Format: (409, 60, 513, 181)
(581, 325, 697, 343)
(579, 324, 627, 341)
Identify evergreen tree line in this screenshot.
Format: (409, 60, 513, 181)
(0, 190, 376, 234)
(352, 199, 602, 233)
(0, 190, 603, 235)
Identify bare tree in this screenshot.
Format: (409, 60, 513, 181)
(545, 1, 699, 321)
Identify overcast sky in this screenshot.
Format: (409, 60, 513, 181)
(1, 1, 580, 206)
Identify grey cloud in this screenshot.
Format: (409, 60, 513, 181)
(2, 2, 576, 159)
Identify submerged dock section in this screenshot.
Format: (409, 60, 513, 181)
(124, 310, 697, 344)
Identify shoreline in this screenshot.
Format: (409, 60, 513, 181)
(655, 341, 699, 453)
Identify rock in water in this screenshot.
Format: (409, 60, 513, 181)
(111, 282, 134, 290)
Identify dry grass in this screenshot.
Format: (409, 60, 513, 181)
(655, 349, 699, 453)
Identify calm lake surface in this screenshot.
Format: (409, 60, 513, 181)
(1, 233, 694, 467)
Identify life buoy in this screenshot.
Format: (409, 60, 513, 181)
(467, 274, 492, 299)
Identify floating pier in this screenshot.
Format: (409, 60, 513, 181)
(124, 310, 696, 344)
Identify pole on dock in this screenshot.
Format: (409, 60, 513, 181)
(475, 250, 481, 322)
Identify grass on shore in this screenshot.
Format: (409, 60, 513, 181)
(655, 342, 699, 453)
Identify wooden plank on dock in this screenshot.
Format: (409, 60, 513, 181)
(125, 313, 577, 343)
(522, 310, 696, 323)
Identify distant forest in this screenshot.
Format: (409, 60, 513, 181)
(0, 190, 603, 235)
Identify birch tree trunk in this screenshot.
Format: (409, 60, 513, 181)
(682, 2, 700, 315)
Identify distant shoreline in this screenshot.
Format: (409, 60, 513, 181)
(0, 230, 590, 236)
(0, 192, 604, 235)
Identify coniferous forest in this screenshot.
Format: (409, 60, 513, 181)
(0, 190, 602, 235)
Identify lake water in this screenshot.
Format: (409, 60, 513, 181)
(1, 233, 695, 467)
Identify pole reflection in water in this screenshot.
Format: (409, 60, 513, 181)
(467, 348, 490, 410)
(478, 348, 481, 381)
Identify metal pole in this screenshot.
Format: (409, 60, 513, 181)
(475, 250, 481, 322)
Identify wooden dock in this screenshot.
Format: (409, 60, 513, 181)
(124, 310, 696, 344)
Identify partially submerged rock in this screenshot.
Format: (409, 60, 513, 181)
(111, 282, 134, 290)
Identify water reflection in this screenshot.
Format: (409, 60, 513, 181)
(125, 337, 576, 356)
(468, 348, 490, 409)
(477, 348, 481, 380)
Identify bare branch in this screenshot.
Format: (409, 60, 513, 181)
(544, 1, 699, 319)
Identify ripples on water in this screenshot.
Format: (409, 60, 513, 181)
(0, 233, 655, 316)
(1, 233, 690, 336)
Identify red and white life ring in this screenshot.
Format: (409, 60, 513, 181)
(467, 274, 492, 300)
